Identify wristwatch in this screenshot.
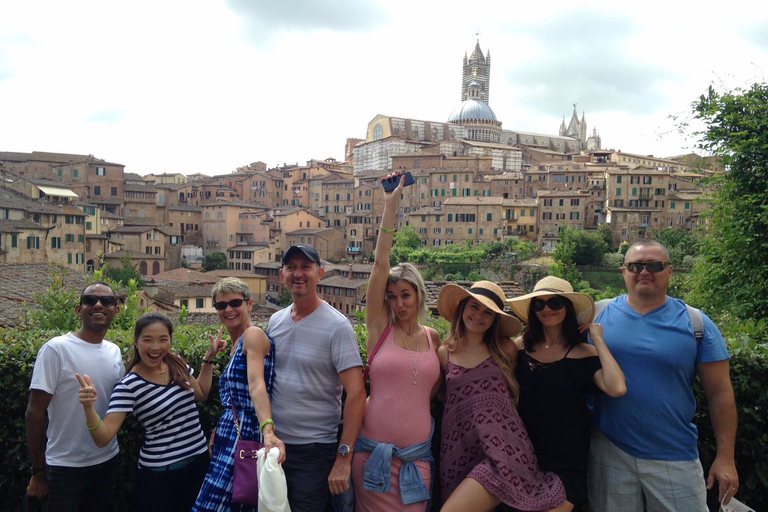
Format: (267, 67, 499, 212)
(338, 444, 353, 456)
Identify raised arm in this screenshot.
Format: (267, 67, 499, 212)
(75, 373, 128, 448)
(365, 172, 406, 346)
(581, 322, 626, 397)
(243, 326, 285, 463)
(190, 325, 228, 401)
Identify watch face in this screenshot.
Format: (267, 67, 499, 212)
(338, 444, 350, 455)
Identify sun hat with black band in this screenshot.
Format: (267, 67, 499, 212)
(437, 281, 522, 338)
(281, 244, 321, 266)
(506, 275, 595, 325)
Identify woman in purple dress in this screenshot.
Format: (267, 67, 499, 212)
(436, 281, 569, 512)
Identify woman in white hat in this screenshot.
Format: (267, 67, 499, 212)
(507, 276, 626, 511)
(350, 172, 441, 511)
(437, 281, 569, 512)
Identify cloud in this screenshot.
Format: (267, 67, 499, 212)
(742, 20, 768, 50)
(226, 0, 390, 43)
(86, 110, 127, 125)
(506, 9, 681, 115)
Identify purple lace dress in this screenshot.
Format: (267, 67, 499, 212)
(440, 357, 566, 510)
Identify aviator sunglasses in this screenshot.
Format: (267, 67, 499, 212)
(80, 295, 118, 307)
(624, 261, 670, 273)
(531, 296, 566, 312)
(213, 298, 245, 311)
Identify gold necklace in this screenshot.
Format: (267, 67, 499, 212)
(398, 325, 419, 385)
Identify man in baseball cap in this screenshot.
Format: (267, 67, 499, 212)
(281, 244, 321, 266)
(270, 244, 364, 511)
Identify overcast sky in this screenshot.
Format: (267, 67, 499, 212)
(1, 0, 766, 175)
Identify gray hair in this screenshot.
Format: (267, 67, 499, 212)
(211, 277, 251, 301)
(387, 262, 429, 323)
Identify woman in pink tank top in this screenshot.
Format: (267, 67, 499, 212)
(350, 172, 442, 511)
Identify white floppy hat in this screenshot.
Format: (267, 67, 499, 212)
(506, 275, 595, 325)
(437, 281, 522, 338)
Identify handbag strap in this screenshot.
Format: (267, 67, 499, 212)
(363, 324, 391, 381)
(230, 397, 242, 440)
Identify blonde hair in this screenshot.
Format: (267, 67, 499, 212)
(443, 297, 520, 403)
(211, 277, 251, 301)
(386, 262, 429, 323)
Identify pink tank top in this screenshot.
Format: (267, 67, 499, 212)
(360, 325, 440, 447)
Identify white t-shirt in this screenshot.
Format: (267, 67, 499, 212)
(29, 332, 125, 467)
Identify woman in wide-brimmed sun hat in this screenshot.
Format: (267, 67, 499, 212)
(436, 281, 570, 512)
(507, 275, 626, 511)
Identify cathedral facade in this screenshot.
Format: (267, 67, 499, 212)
(353, 42, 601, 173)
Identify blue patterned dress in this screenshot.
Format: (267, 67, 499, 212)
(192, 330, 276, 512)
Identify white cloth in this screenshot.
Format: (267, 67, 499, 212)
(257, 447, 290, 512)
(29, 332, 125, 467)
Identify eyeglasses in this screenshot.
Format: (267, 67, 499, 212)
(625, 261, 670, 273)
(80, 295, 118, 307)
(213, 298, 245, 311)
(531, 296, 566, 312)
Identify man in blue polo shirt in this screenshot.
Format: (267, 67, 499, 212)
(588, 240, 738, 512)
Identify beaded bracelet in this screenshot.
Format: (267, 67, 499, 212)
(86, 418, 101, 431)
(202, 359, 215, 364)
(379, 226, 395, 234)
(259, 418, 275, 432)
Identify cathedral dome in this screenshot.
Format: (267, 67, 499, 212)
(447, 98, 497, 123)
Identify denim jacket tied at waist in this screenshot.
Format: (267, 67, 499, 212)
(354, 418, 434, 505)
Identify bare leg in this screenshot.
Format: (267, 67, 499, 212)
(442, 477, 574, 512)
(441, 478, 500, 512)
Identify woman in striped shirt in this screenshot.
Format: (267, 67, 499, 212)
(76, 311, 226, 512)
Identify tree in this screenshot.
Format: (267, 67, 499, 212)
(104, 255, 146, 287)
(202, 251, 228, 271)
(651, 227, 701, 267)
(552, 227, 608, 266)
(685, 82, 768, 322)
(389, 225, 421, 265)
(596, 223, 615, 250)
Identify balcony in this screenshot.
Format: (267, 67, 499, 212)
(346, 247, 362, 254)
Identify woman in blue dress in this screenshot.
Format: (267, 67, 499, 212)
(192, 277, 286, 512)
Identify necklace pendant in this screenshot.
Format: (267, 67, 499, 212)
(412, 368, 418, 384)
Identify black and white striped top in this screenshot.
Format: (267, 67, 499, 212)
(107, 369, 207, 468)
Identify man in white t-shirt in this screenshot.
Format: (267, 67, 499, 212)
(26, 282, 125, 512)
(270, 244, 366, 512)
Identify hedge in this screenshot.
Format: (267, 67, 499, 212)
(2, 325, 766, 511)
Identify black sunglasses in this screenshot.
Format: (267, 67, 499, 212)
(531, 296, 566, 312)
(213, 298, 246, 311)
(80, 295, 118, 307)
(625, 261, 670, 273)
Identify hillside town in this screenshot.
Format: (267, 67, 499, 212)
(0, 43, 722, 322)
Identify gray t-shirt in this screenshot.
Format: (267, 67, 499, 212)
(269, 301, 362, 444)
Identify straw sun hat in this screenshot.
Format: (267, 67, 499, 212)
(437, 281, 522, 338)
(506, 275, 595, 325)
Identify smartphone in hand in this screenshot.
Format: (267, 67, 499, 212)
(381, 171, 415, 192)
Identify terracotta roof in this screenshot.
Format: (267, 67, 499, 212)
(0, 263, 89, 327)
(206, 269, 265, 279)
(151, 268, 215, 282)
